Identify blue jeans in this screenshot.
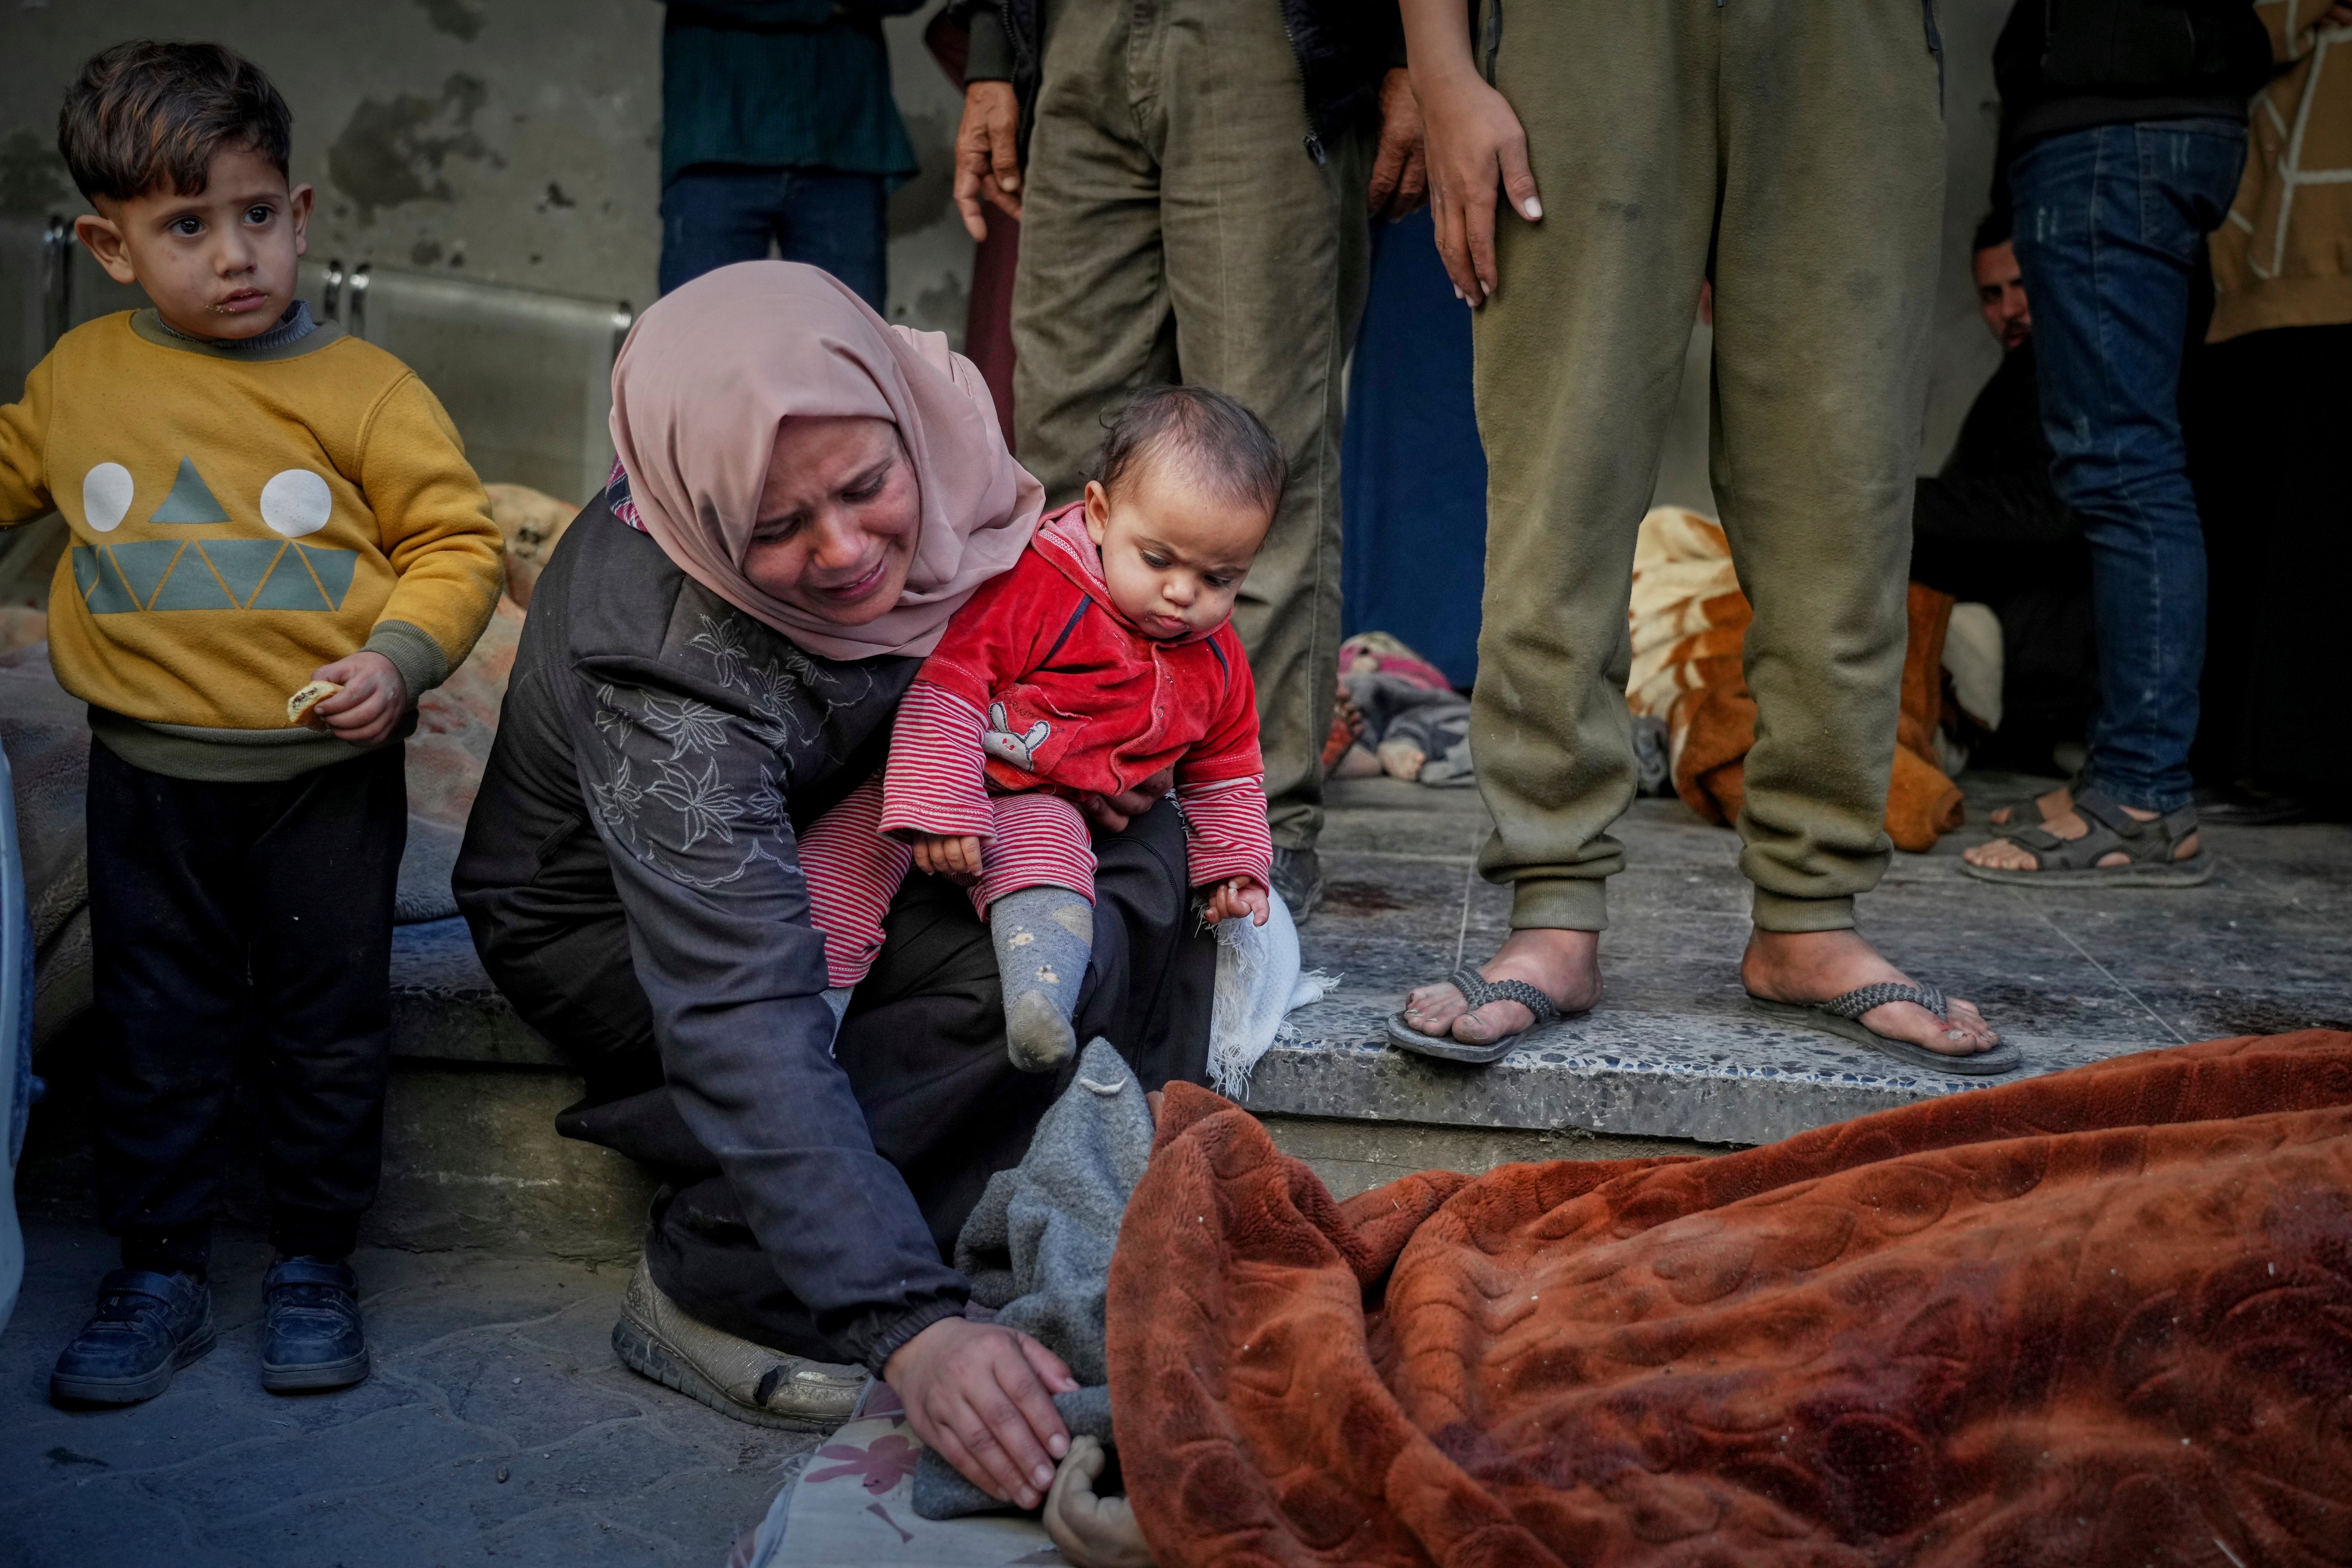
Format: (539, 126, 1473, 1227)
(2008, 118, 2246, 813)
(658, 165, 887, 308)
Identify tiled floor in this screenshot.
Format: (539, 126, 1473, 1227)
(1253, 773, 2352, 1143)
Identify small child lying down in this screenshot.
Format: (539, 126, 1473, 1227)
(800, 385, 1281, 1070)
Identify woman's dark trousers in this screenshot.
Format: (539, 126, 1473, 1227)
(522, 799, 1212, 1362)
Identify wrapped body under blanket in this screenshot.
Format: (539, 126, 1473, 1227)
(1108, 1030, 2352, 1566)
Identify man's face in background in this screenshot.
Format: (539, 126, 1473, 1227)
(1975, 241, 2032, 350)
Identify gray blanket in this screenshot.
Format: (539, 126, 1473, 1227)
(912, 1036, 1153, 1519)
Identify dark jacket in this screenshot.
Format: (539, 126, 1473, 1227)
(659, 0, 925, 188)
(953, 0, 1400, 164)
(1926, 340, 2070, 540)
(1995, 0, 2272, 160)
(452, 500, 961, 1370)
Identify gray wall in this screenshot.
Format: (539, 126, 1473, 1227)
(0, 0, 974, 338)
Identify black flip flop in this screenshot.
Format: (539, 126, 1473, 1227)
(1747, 980, 2021, 1076)
(1388, 965, 1573, 1065)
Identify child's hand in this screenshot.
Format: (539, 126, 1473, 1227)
(1203, 877, 1270, 927)
(305, 652, 408, 748)
(915, 834, 985, 884)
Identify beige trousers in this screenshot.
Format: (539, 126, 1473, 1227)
(1471, 0, 1946, 933)
(1010, 0, 1371, 853)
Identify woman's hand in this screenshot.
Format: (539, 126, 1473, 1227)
(1404, 0, 1540, 306)
(955, 81, 1024, 241)
(914, 833, 984, 884)
(1076, 768, 1176, 835)
(885, 1317, 1078, 1510)
(303, 651, 408, 748)
(1202, 877, 1270, 927)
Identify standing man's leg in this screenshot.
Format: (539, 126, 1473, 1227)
(774, 169, 890, 314)
(1970, 117, 2247, 875)
(1401, 0, 1718, 1045)
(1712, 0, 1997, 1056)
(659, 165, 785, 297)
(1400, 0, 1999, 1060)
(1154, 0, 1370, 907)
(1011, 3, 1177, 506)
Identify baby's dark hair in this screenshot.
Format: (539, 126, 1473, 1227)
(59, 41, 292, 204)
(1091, 385, 1287, 518)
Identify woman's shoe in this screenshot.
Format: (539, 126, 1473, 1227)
(611, 1256, 867, 1429)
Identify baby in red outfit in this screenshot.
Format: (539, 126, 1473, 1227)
(800, 385, 1280, 1070)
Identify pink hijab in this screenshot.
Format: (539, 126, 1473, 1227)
(608, 261, 1044, 661)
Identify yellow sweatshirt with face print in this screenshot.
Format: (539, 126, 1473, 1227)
(0, 309, 505, 781)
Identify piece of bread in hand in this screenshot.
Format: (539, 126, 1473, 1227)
(287, 680, 343, 725)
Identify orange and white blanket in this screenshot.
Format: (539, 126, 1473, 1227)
(1626, 507, 1962, 852)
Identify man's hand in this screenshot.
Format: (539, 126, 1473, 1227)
(1203, 876, 1270, 927)
(1405, 0, 1540, 307)
(955, 81, 1024, 241)
(885, 1317, 1077, 1511)
(914, 833, 984, 884)
(1075, 767, 1175, 835)
(1367, 68, 1429, 220)
(304, 651, 407, 748)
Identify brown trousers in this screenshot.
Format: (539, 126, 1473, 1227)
(1472, 0, 1946, 933)
(1009, 0, 1370, 853)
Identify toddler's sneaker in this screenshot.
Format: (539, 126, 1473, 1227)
(50, 1269, 216, 1406)
(260, 1257, 369, 1392)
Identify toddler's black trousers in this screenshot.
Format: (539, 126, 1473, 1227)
(85, 740, 405, 1274)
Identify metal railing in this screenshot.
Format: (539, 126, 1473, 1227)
(10, 220, 632, 509)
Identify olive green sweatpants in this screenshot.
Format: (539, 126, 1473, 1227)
(1010, 0, 1370, 853)
(1471, 0, 1945, 934)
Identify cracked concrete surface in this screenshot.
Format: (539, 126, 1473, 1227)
(0, 1220, 813, 1567)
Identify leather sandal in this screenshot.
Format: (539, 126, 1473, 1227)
(1985, 766, 2087, 830)
(1748, 980, 2022, 1076)
(1388, 964, 1577, 1065)
(1961, 785, 2212, 887)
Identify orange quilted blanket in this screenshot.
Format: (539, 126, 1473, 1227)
(1107, 1033, 2352, 1566)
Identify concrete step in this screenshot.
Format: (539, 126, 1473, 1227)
(1274, 776, 2352, 1145)
(29, 776, 2348, 1263)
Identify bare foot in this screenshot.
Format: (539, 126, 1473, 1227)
(1376, 737, 1426, 781)
(1963, 802, 2199, 872)
(1988, 782, 2071, 829)
(1401, 928, 1602, 1046)
(1742, 928, 1999, 1059)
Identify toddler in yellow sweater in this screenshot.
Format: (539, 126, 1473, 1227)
(0, 43, 504, 1410)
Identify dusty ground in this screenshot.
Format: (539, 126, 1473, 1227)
(0, 1224, 810, 1567)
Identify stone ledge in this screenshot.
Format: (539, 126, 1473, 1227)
(1244, 995, 2164, 1147)
(394, 918, 2171, 1150)
(391, 916, 564, 1067)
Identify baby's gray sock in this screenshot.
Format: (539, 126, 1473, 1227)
(989, 886, 1093, 1073)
